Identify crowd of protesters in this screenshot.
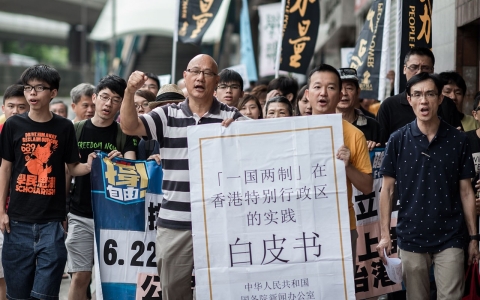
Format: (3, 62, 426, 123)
(0, 46, 479, 300)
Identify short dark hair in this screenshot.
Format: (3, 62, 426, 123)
(20, 64, 61, 91)
(265, 96, 293, 117)
(3, 84, 25, 104)
(406, 72, 444, 96)
(307, 64, 341, 88)
(95, 75, 127, 98)
(237, 94, 263, 119)
(267, 76, 299, 98)
(145, 73, 160, 89)
(438, 71, 467, 96)
(135, 89, 156, 103)
(404, 47, 435, 66)
(295, 85, 308, 116)
(218, 69, 244, 91)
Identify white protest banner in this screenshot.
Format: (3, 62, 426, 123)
(188, 115, 356, 300)
(258, 3, 282, 77)
(353, 149, 402, 299)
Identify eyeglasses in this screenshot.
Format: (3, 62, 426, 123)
(24, 85, 52, 92)
(217, 84, 241, 90)
(474, 107, 480, 112)
(97, 93, 122, 105)
(338, 68, 357, 77)
(410, 92, 438, 100)
(405, 64, 433, 73)
(135, 102, 149, 109)
(186, 68, 217, 78)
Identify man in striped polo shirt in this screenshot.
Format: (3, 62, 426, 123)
(120, 54, 246, 299)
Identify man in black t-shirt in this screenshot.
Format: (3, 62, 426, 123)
(65, 75, 138, 300)
(0, 64, 94, 300)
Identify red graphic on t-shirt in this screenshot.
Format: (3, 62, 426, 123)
(25, 141, 53, 182)
(16, 132, 58, 195)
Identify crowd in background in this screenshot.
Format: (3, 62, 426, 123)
(0, 46, 480, 300)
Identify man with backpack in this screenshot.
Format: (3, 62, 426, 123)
(66, 75, 138, 300)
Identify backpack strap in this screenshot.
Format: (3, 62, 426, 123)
(73, 120, 88, 142)
(116, 122, 127, 154)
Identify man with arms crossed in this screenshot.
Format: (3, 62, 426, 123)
(120, 54, 245, 299)
(377, 73, 480, 300)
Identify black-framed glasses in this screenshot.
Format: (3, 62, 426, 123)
(410, 92, 438, 100)
(338, 68, 357, 77)
(405, 64, 433, 73)
(97, 93, 122, 105)
(474, 107, 480, 112)
(186, 68, 217, 78)
(217, 84, 241, 90)
(24, 85, 52, 92)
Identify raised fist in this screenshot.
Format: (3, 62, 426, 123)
(127, 71, 148, 93)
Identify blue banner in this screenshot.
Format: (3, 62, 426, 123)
(91, 151, 163, 300)
(240, 0, 258, 82)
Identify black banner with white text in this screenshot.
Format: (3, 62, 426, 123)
(397, 0, 433, 93)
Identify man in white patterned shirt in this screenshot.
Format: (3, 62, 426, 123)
(120, 54, 246, 299)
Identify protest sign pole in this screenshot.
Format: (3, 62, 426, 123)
(171, 0, 180, 84)
(274, 0, 286, 79)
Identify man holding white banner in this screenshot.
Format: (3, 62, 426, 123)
(305, 64, 373, 266)
(120, 54, 246, 300)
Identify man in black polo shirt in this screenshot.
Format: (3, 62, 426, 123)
(336, 67, 383, 150)
(377, 72, 479, 299)
(376, 47, 461, 144)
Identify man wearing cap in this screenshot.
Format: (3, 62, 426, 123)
(120, 54, 246, 300)
(136, 84, 185, 161)
(336, 68, 383, 150)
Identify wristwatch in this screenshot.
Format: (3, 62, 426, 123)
(470, 234, 480, 241)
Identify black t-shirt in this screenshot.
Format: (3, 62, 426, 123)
(466, 130, 480, 175)
(377, 91, 462, 144)
(0, 113, 80, 223)
(70, 119, 138, 218)
(353, 110, 383, 144)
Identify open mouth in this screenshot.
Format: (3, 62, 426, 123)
(318, 99, 327, 106)
(29, 99, 39, 105)
(420, 107, 429, 116)
(194, 84, 205, 92)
